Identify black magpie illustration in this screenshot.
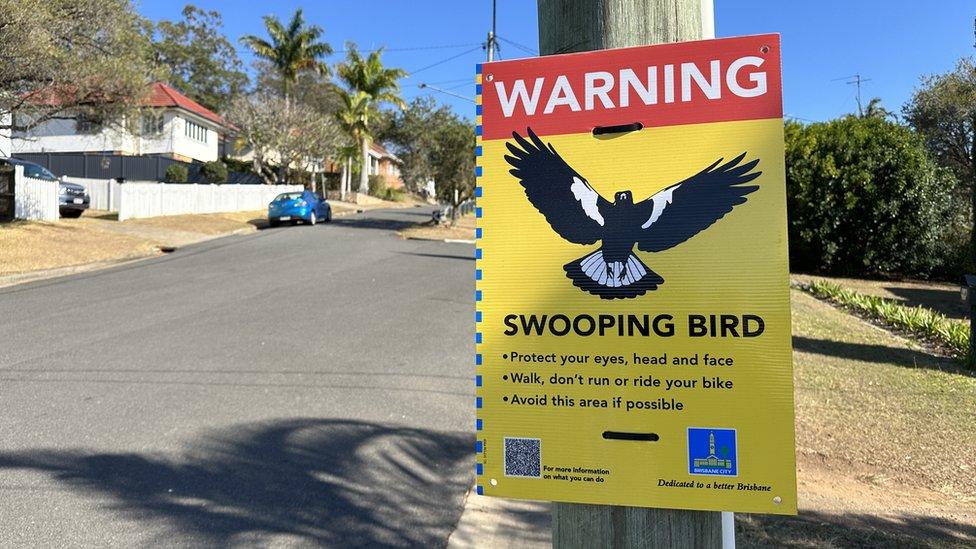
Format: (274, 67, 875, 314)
(504, 128, 762, 299)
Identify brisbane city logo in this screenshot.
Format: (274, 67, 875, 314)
(505, 128, 762, 300)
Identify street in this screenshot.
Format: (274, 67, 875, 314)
(0, 207, 476, 547)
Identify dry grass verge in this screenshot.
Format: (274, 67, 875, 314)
(0, 218, 158, 276)
(0, 210, 267, 276)
(398, 214, 476, 241)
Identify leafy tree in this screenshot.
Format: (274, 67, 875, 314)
(200, 160, 228, 183)
(381, 96, 454, 192)
(151, 5, 248, 112)
(1, 0, 154, 136)
(239, 9, 331, 104)
(226, 93, 341, 185)
(785, 116, 955, 277)
(254, 61, 342, 115)
(336, 44, 407, 195)
(904, 57, 976, 265)
(384, 97, 474, 224)
(165, 163, 189, 183)
(432, 117, 477, 225)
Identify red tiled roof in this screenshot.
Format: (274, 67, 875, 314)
(147, 82, 228, 127)
(22, 81, 232, 130)
(369, 142, 400, 162)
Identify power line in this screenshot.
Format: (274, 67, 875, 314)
(785, 113, 816, 123)
(422, 77, 473, 86)
(436, 80, 476, 91)
(496, 35, 537, 56)
(417, 82, 475, 103)
(336, 42, 481, 54)
(407, 46, 483, 76)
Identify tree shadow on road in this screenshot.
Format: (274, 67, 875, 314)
(0, 419, 473, 547)
(332, 213, 428, 232)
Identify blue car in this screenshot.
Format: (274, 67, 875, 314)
(268, 190, 332, 227)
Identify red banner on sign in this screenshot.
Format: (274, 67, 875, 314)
(480, 34, 782, 140)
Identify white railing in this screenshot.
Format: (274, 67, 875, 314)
(14, 165, 59, 221)
(117, 183, 303, 221)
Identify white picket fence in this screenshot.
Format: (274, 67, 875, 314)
(68, 177, 140, 212)
(117, 183, 303, 221)
(14, 165, 59, 221)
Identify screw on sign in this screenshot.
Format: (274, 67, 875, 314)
(473, 34, 796, 517)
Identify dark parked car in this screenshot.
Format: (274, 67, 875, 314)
(0, 158, 90, 218)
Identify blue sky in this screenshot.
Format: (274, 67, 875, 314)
(138, 1, 975, 122)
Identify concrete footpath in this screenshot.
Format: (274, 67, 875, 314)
(448, 488, 551, 548)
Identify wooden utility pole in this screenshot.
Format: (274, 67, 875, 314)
(536, 1, 724, 547)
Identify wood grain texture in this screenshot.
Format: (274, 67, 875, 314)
(537, 1, 723, 547)
(538, 0, 703, 55)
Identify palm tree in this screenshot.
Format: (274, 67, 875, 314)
(863, 97, 894, 120)
(240, 9, 331, 105)
(336, 90, 370, 200)
(337, 45, 407, 195)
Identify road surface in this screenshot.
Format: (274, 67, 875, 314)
(0, 207, 475, 547)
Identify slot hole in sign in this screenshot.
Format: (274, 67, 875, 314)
(602, 431, 659, 442)
(592, 122, 643, 136)
(760, 45, 770, 54)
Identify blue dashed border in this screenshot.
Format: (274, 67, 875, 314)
(474, 61, 485, 494)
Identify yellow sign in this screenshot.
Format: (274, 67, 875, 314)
(474, 34, 796, 514)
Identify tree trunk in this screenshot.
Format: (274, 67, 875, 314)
(347, 157, 352, 199)
(451, 187, 460, 226)
(359, 136, 370, 195)
(254, 151, 274, 185)
(340, 160, 348, 201)
(538, 1, 723, 548)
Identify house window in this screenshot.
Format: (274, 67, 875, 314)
(184, 119, 207, 143)
(76, 114, 102, 134)
(142, 112, 164, 136)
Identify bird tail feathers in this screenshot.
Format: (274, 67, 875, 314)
(564, 250, 663, 300)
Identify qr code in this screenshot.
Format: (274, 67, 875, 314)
(504, 437, 541, 478)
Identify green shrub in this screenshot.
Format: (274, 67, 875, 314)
(165, 163, 188, 183)
(800, 279, 969, 360)
(382, 187, 406, 201)
(785, 117, 956, 278)
(200, 160, 228, 183)
(367, 174, 386, 196)
(324, 172, 342, 192)
(223, 157, 254, 175)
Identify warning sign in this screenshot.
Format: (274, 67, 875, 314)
(474, 34, 796, 514)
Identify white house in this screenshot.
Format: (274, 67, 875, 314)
(0, 113, 10, 158)
(12, 82, 233, 163)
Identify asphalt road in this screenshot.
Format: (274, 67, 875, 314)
(0, 207, 475, 547)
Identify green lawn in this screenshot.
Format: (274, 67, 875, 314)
(738, 290, 976, 548)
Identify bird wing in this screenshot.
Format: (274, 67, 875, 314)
(634, 153, 761, 253)
(505, 128, 612, 245)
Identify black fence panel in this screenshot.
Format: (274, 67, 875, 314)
(12, 153, 258, 184)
